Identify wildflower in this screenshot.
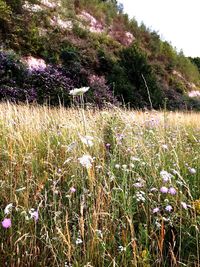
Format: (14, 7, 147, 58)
(118, 245, 126, 252)
(115, 164, 120, 169)
(78, 154, 93, 169)
(160, 170, 172, 183)
(2, 218, 11, 229)
(29, 209, 39, 222)
(133, 182, 143, 188)
(162, 144, 168, 150)
(153, 207, 160, 213)
(69, 87, 89, 96)
(165, 205, 173, 212)
(130, 156, 140, 162)
(181, 202, 188, 209)
(4, 203, 13, 215)
(160, 186, 168, 194)
(70, 187, 76, 193)
(135, 191, 145, 202)
(168, 187, 177, 195)
(80, 135, 94, 147)
(75, 238, 83, 245)
(188, 167, 196, 174)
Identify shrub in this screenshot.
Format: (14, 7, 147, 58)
(87, 74, 118, 107)
(0, 50, 75, 105)
(0, 50, 27, 87)
(118, 45, 163, 108)
(26, 66, 74, 106)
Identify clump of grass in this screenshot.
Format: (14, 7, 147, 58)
(0, 103, 200, 266)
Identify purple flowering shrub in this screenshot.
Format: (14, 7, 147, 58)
(0, 50, 119, 106)
(87, 74, 118, 108)
(0, 51, 74, 105)
(26, 66, 74, 106)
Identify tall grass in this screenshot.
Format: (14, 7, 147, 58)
(0, 103, 200, 266)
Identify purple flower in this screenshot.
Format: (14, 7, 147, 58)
(2, 218, 11, 229)
(168, 187, 177, 195)
(188, 167, 196, 174)
(153, 207, 160, 213)
(70, 187, 76, 193)
(160, 186, 168, 194)
(133, 182, 143, 188)
(165, 205, 173, 212)
(31, 211, 39, 222)
(181, 202, 187, 209)
(160, 170, 172, 183)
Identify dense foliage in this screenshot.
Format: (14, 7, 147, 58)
(0, 0, 200, 109)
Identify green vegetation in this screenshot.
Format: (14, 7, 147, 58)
(0, 103, 200, 266)
(0, 0, 200, 109)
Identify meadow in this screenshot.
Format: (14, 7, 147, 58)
(0, 103, 200, 266)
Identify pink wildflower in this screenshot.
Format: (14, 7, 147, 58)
(2, 218, 11, 229)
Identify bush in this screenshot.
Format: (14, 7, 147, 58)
(87, 74, 118, 107)
(26, 66, 74, 106)
(0, 50, 27, 87)
(0, 50, 75, 105)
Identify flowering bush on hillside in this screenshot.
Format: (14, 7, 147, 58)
(87, 74, 118, 107)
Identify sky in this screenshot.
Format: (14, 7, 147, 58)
(118, 0, 200, 57)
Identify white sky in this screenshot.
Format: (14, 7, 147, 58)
(118, 0, 200, 57)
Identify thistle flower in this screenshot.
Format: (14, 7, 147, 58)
(153, 207, 160, 213)
(160, 186, 168, 194)
(165, 205, 173, 212)
(69, 87, 89, 96)
(160, 170, 172, 183)
(168, 187, 176, 195)
(70, 187, 76, 193)
(2, 218, 11, 229)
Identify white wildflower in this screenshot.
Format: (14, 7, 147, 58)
(80, 135, 94, 147)
(69, 87, 90, 96)
(78, 154, 93, 169)
(188, 167, 196, 174)
(115, 164, 120, 169)
(75, 238, 83, 245)
(135, 191, 145, 202)
(4, 203, 13, 215)
(130, 156, 140, 162)
(118, 245, 126, 252)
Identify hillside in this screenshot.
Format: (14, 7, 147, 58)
(0, 0, 200, 109)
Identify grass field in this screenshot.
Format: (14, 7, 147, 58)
(0, 103, 200, 266)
